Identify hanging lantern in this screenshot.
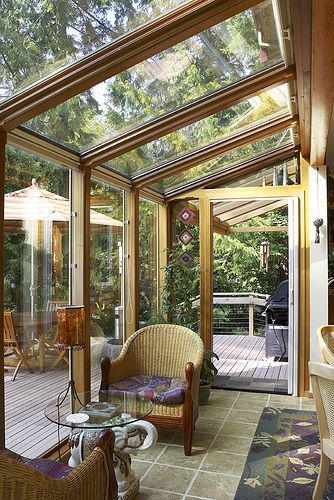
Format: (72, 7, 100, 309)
(260, 241, 270, 271)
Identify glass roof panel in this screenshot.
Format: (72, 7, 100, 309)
(0, 0, 187, 103)
(23, 0, 283, 151)
(105, 84, 290, 176)
(221, 157, 299, 188)
(148, 129, 293, 194)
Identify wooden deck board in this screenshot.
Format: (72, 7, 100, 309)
(213, 334, 288, 381)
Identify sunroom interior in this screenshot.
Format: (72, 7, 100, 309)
(1, 0, 334, 497)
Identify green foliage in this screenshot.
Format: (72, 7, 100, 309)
(213, 206, 289, 296)
(200, 350, 219, 385)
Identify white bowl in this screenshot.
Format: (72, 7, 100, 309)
(66, 413, 89, 424)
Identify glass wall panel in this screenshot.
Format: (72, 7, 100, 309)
(90, 178, 124, 389)
(139, 198, 159, 326)
(23, 0, 283, 151)
(0, 0, 186, 102)
(106, 85, 289, 176)
(4, 145, 70, 456)
(149, 129, 293, 194)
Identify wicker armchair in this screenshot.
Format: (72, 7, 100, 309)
(309, 362, 334, 500)
(100, 324, 204, 456)
(317, 325, 334, 365)
(0, 430, 118, 500)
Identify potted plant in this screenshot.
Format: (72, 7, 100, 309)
(199, 350, 219, 405)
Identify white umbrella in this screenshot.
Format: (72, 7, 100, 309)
(4, 179, 123, 314)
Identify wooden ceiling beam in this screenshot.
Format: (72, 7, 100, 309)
(310, 0, 334, 165)
(0, 0, 262, 132)
(219, 199, 287, 225)
(215, 199, 276, 220)
(82, 64, 296, 168)
(133, 114, 299, 189)
(291, 0, 312, 158)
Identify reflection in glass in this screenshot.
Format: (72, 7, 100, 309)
(90, 179, 124, 385)
(149, 130, 293, 193)
(139, 198, 159, 325)
(107, 84, 289, 176)
(4, 145, 70, 455)
(0, 0, 186, 102)
(23, 0, 283, 151)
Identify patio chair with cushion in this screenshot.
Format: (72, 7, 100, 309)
(0, 429, 118, 500)
(100, 323, 204, 456)
(317, 325, 334, 365)
(4, 311, 34, 381)
(309, 361, 334, 500)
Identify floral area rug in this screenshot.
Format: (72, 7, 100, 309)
(234, 407, 334, 499)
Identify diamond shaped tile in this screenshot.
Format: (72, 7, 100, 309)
(177, 206, 194, 225)
(179, 251, 193, 266)
(178, 228, 194, 246)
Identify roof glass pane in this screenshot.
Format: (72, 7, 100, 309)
(148, 129, 293, 193)
(221, 157, 300, 188)
(0, 0, 186, 102)
(23, 0, 283, 151)
(105, 84, 290, 176)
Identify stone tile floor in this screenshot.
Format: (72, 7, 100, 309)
(133, 389, 316, 500)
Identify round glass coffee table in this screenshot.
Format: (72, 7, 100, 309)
(45, 391, 157, 500)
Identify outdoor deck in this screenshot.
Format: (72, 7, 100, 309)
(213, 334, 288, 392)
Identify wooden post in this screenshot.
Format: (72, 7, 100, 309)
(0, 131, 6, 447)
(158, 203, 168, 312)
(72, 167, 90, 394)
(249, 302, 254, 336)
(125, 188, 139, 338)
(199, 197, 213, 350)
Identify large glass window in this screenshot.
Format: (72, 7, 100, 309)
(0, 0, 186, 102)
(4, 145, 70, 456)
(139, 198, 159, 326)
(89, 178, 124, 388)
(23, 0, 283, 151)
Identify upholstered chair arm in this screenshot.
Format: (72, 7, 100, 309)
(0, 446, 116, 500)
(100, 356, 133, 390)
(189, 349, 204, 412)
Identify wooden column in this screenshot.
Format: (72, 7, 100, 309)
(199, 197, 213, 350)
(125, 188, 140, 338)
(158, 203, 168, 311)
(72, 167, 91, 394)
(299, 156, 310, 396)
(249, 303, 254, 336)
(0, 131, 6, 447)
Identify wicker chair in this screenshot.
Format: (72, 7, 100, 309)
(0, 429, 118, 500)
(317, 325, 334, 365)
(100, 324, 204, 456)
(309, 361, 334, 500)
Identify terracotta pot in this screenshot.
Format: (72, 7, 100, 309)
(198, 382, 211, 405)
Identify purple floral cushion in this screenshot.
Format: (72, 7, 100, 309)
(20, 457, 72, 479)
(108, 375, 186, 405)
(0, 447, 72, 479)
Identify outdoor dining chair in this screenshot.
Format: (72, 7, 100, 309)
(4, 311, 34, 381)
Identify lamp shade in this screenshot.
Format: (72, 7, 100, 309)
(56, 305, 85, 350)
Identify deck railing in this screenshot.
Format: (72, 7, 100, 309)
(212, 292, 268, 336)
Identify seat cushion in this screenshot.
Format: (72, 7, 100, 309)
(0, 447, 72, 479)
(108, 375, 186, 405)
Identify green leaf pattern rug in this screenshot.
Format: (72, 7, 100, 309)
(235, 407, 334, 499)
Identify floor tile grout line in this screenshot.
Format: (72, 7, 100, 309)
(142, 485, 215, 499)
(181, 391, 241, 500)
(139, 442, 169, 481)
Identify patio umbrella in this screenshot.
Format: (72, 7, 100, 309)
(4, 178, 123, 314)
